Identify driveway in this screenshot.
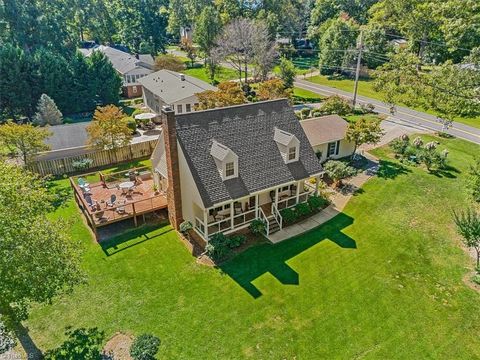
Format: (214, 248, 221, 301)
(295, 78, 480, 145)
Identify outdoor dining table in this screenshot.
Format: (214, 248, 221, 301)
(119, 181, 135, 192)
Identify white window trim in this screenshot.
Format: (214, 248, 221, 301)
(224, 161, 236, 180)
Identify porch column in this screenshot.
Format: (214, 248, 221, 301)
(275, 187, 279, 207)
(230, 202, 234, 230)
(255, 194, 259, 217)
(203, 209, 209, 241)
(315, 176, 320, 196)
(296, 180, 301, 204)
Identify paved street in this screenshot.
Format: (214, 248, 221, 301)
(295, 78, 480, 145)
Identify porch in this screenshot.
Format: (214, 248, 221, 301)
(193, 176, 321, 240)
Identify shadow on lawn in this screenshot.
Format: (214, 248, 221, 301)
(376, 160, 411, 180)
(100, 224, 172, 256)
(219, 212, 356, 298)
(429, 164, 461, 179)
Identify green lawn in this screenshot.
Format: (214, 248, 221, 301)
(26, 135, 480, 358)
(183, 65, 240, 83)
(292, 87, 325, 103)
(307, 75, 480, 129)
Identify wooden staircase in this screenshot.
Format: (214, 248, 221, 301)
(268, 216, 281, 234)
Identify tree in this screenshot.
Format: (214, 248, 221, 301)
(453, 208, 480, 268)
(87, 105, 133, 150)
(0, 122, 51, 164)
(44, 327, 104, 360)
(196, 82, 247, 110)
(205, 48, 221, 83)
(89, 50, 122, 105)
(194, 6, 222, 58)
(33, 94, 63, 126)
(154, 54, 186, 72)
(323, 160, 356, 187)
(257, 79, 291, 101)
(130, 333, 161, 360)
(467, 157, 480, 202)
(0, 162, 84, 351)
(216, 18, 275, 84)
(182, 39, 197, 67)
(320, 95, 352, 116)
(318, 16, 359, 75)
(278, 57, 296, 89)
(345, 117, 384, 157)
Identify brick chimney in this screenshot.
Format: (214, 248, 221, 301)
(162, 105, 183, 230)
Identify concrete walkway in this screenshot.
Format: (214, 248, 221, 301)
(268, 157, 379, 244)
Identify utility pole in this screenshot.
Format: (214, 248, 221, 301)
(352, 29, 364, 108)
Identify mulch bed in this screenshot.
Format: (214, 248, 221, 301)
(102, 332, 134, 360)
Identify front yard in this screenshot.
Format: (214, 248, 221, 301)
(26, 135, 480, 358)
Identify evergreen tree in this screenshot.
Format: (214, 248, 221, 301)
(33, 94, 63, 126)
(88, 51, 122, 105)
(278, 57, 296, 89)
(69, 52, 96, 113)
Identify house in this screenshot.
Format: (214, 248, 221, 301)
(300, 115, 355, 162)
(139, 70, 217, 115)
(81, 45, 155, 98)
(180, 26, 194, 44)
(151, 99, 324, 242)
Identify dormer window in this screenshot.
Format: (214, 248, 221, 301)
(274, 127, 300, 164)
(288, 146, 297, 161)
(210, 140, 238, 181)
(225, 161, 235, 177)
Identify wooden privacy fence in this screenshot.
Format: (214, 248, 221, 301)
(28, 140, 158, 176)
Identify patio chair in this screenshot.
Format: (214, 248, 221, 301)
(106, 194, 116, 207)
(207, 215, 215, 223)
(116, 200, 126, 214)
(85, 195, 93, 207)
(78, 177, 89, 188)
(234, 203, 243, 215)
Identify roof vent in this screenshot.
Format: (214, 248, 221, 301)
(180, 74, 185, 81)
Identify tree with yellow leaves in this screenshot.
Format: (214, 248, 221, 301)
(86, 105, 132, 151)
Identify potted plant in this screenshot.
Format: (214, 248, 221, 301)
(152, 184, 159, 195)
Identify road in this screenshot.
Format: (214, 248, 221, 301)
(295, 78, 480, 145)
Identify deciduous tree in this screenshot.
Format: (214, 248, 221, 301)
(278, 57, 296, 89)
(467, 157, 480, 202)
(257, 79, 291, 101)
(453, 208, 480, 268)
(154, 54, 186, 72)
(87, 105, 132, 150)
(194, 6, 222, 58)
(0, 122, 51, 164)
(0, 162, 84, 351)
(345, 117, 384, 157)
(196, 82, 247, 110)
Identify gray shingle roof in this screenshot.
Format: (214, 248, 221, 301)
(83, 46, 154, 74)
(175, 99, 324, 208)
(300, 115, 349, 146)
(45, 122, 89, 150)
(139, 70, 217, 104)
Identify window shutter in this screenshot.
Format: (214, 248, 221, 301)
(335, 140, 340, 155)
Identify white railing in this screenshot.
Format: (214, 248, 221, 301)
(233, 209, 256, 227)
(272, 203, 283, 230)
(194, 216, 205, 236)
(258, 207, 270, 236)
(207, 217, 232, 236)
(276, 190, 315, 210)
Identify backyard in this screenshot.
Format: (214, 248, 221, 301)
(25, 135, 480, 359)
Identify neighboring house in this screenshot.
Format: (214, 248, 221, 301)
(38, 122, 159, 161)
(81, 45, 155, 98)
(139, 70, 217, 115)
(151, 99, 324, 241)
(180, 26, 194, 44)
(300, 115, 355, 162)
(390, 38, 408, 49)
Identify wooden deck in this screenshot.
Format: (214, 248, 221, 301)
(71, 170, 168, 235)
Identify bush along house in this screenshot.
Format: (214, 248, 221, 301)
(151, 99, 324, 243)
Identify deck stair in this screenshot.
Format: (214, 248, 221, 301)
(268, 215, 281, 234)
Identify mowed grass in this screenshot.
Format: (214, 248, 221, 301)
(183, 65, 239, 83)
(27, 135, 480, 358)
(307, 75, 480, 129)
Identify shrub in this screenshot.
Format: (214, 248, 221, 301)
(300, 107, 311, 119)
(323, 160, 356, 187)
(179, 221, 193, 234)
(0, 320, 15, 354)
(295, 203, 311, 217)
(206, 233, 230, 260)
(249, 219, 266, 235)
(390, 137, 410, 157)
(228, 234, 247, 248)
(473, 274, 480, 286)
(308, 195, 329, 210)
(131, 108, 145, 117)
(320, 95, 352, 116)
(72, 158, 94, 171)
(124, 117, 137, 134)
(130, 334, 160, 360)
(280, 208, 297, 224)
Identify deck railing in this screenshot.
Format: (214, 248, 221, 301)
(272, 203, 283, 230)
(258, 207, 270, 236)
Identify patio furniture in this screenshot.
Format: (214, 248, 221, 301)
(116, 200, 126, 214)
(78, 177, 89, 188)
(234, 203, 243, 215)
(217, 209, 230, 217)
(119, 181, 135, 194)
(207, 215, 215, 223)
(106, 194, 116, 207)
